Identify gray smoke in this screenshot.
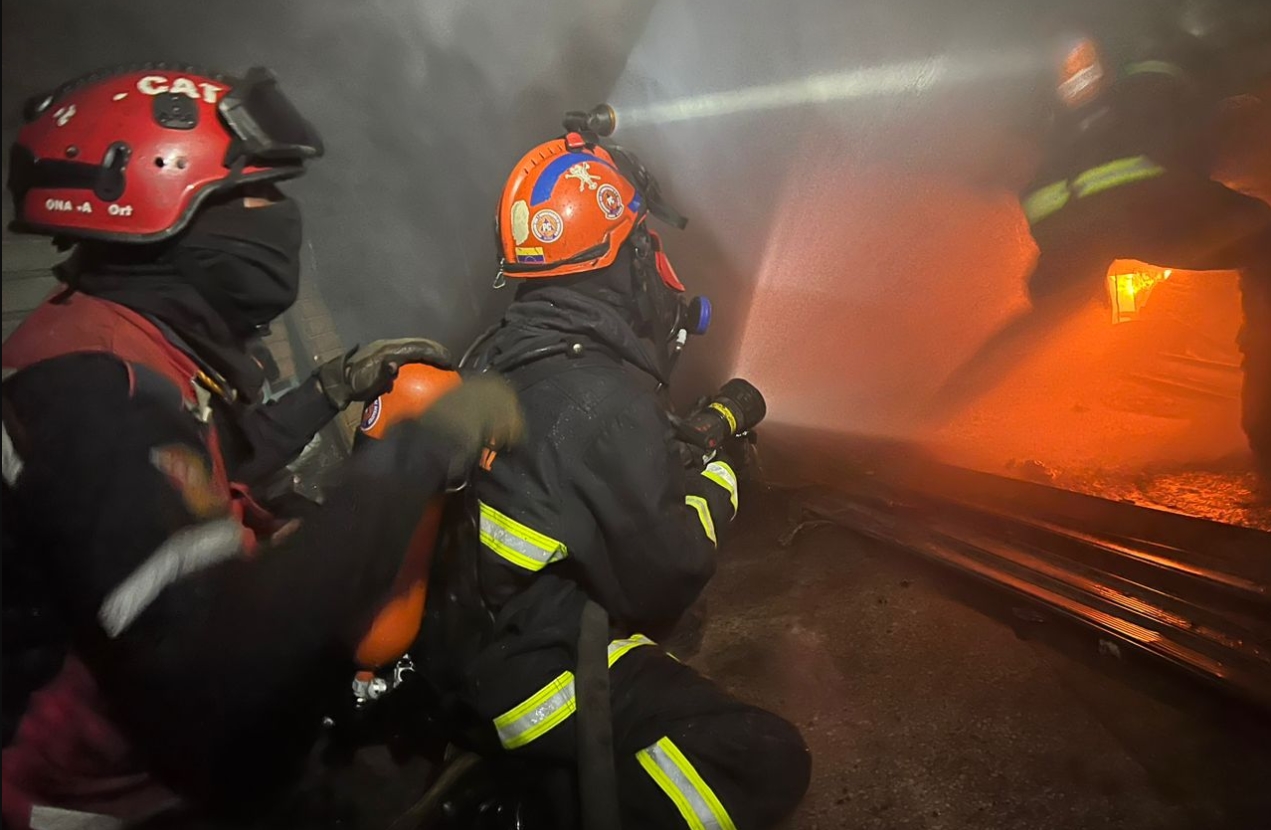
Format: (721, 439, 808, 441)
(5, 0, 1256, 426)
(2, 0, 656, 354)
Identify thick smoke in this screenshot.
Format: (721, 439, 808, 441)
(608, 0, 1066, 412)
(5, 0, 1265, 467)
(2, 0, 656, 353)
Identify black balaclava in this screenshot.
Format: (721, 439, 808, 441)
(507, 237, 688, 381)
(65, 194, 303, 401)
(517, 238, 683, 343)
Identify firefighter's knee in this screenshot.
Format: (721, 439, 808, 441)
(744, 708, 812, 825)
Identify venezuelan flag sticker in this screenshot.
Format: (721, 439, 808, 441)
(515, 246, 546, 263)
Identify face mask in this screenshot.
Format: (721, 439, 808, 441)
(633, 235, 712, 375)
(174, 196, 304, 340)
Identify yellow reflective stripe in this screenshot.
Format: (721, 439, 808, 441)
(708, 402, 738, 434)
(1072, 156, 1165, 199)
(478, 501, 568, 572)
(493, 636, 655, 750)
(494, 670, 577, 750)
(701, 461, 738, 515)
(608, 633, 655, 666)
(685, 495, 717, 546)
(1123, 60, 1187, 82)
(1021, 180, 1070, 225)
(636, 736, 737, 830)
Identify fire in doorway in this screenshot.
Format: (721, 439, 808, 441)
(1105, 259, 1173, 324)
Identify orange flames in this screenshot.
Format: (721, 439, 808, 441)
(1106, 259, 1173, 324)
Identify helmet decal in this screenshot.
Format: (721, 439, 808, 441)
(510, 200, 530, 245)
(564, 162, 603, 191)
(135, 74, 225, 102)
(531, 209, 564, 243)
(530, 152, 619, 205)
(597, 184, 624, 220)
(360, 397, 383, 432)
(497, 137, 645, 278)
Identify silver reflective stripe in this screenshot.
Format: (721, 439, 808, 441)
(1021, 180, 1070, 225)
(2, 421, 23, 486)
(702, 461, 739, 515)
(636, 736, 737, 830)
(493, 670, 577, 750)
(1123, 60, 1187, 82)
(478, 501, 568, 572)
(493, 635, 656, 749)
(607, 633, 654, 666)
(98, 518, 242, 638)
(3, 368, 21, 486)
(29, 805, 123, 830)
(685, 495, 717, 546)
(1072, 156, 1165, 199)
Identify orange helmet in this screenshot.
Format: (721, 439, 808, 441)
(496, 133, 645, 279)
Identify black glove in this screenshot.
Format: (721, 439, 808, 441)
(316, 338, 453, 410)
(413, 374, 524, 483)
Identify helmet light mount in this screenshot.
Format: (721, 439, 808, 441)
(560, 103, 689, 231)
(563, 103, 617, 138)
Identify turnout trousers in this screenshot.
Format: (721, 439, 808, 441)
(432, 577, 811, 830)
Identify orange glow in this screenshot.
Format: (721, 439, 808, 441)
(1106, 260, 1173, 323)
(918, 265, 1262, 527)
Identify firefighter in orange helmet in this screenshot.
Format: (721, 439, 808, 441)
(418, 114, 810, 830)
(930, 2, 1271, 478)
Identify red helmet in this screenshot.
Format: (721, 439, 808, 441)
(496, 134, 645, 279)
(8, 64, 323, 243)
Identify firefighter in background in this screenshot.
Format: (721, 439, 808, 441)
(1, 65, 522, 827)
(419, 124, 810, 830)
(930, 1, 1271, 477)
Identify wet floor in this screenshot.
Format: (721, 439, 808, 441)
(697, 486, 1271, 830)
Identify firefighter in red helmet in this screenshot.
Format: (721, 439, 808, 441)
(418, 117, 810, 830)
(1, 64, 522, 826)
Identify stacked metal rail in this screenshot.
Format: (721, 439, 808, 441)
(793, 444, 1271, 710)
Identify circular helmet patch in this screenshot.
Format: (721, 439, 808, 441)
(597, 184, 624, 220)
(360, 397, 382, 432)
(531, 209, 563, 243)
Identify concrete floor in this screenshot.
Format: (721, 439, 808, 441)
(696, 486, 1271, 830)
